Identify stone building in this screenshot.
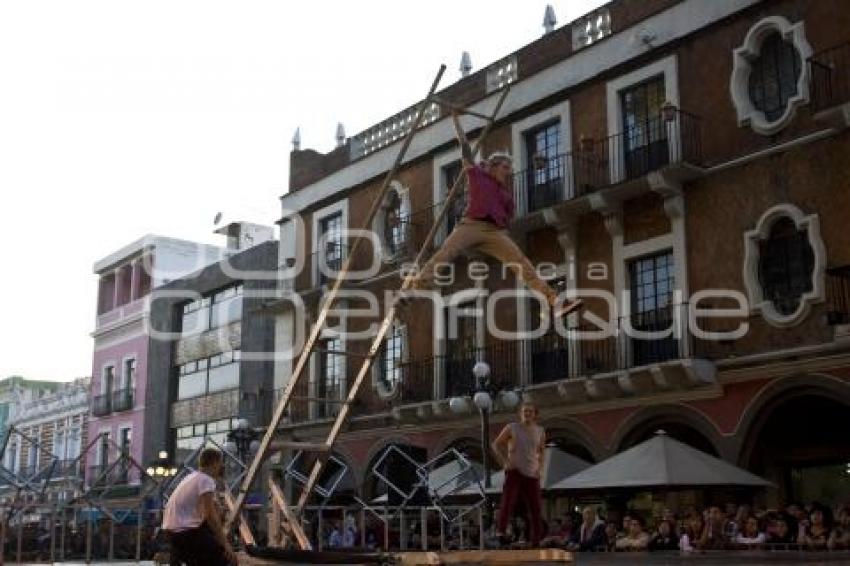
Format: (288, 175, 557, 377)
(1, 377, 89, 505)
(144, 226, 278, 467)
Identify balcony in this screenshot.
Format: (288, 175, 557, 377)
(92, 393, 111, 416)
(513, 107, 703, 222)
(87, 462, 139, 488)
(810, 42, 850, 122)
(111, 387, 135, 412)
(826, 265, 850, 327)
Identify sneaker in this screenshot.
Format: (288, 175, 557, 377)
(554, 298, 584, 318)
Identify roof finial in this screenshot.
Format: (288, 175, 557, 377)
(543, 4, 557, 35)
(336, 122, 346, 147)
(292, 127, 301, 151)
(459, 51, 473, 78)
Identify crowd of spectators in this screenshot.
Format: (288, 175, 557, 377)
(527, 501, 850, 552)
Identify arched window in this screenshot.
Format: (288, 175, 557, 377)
(384, 190, 405, 256)
(748, 32, 802, 123)
(730, 16, 812, 135)
(743, 204, 825, 327)
(758, 217, 815, 316)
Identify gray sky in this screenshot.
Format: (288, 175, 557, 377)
(0, 0, 605, 382)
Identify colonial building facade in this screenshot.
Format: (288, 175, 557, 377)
(275, 0, 850, 507)
(1, 378, 89, 506)
(90, 235, 227, 488)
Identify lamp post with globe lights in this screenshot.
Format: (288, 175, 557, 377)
(146, 450, 179, 515)
(225, 419, 261, 464)
(448, 361, 520, 491)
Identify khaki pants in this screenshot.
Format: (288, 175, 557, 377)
(414, 219, 558, 306)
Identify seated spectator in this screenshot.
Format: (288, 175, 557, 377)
(735, 515, 766, 546)
(603, 521, 619, 552)
(327, 520, 343, 548)
(766, 513, 797, 545)
(801, 505, 833, 549)
(615, 516, 650, 551)
(560, 513, 577, 544)
(724, 503, 739, 540)
(648, 519, 679, 551)
(539, 519, 565, 547)
(569, 506, 605, 552)
(680, 513, 704, 553)
(699, 506, 727, 550)
(828, 506, 850, 550)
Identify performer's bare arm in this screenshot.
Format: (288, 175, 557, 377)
(200, 493, 237, 564)
(493, 425, 512, 468)
(451, 111, 475, 169)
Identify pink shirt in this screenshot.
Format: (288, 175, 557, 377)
(464, 165, 515, 229)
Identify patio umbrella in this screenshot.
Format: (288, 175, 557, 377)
(549, 431, 772, 491)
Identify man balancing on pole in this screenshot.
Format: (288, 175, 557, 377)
(411, 110, 583, 319)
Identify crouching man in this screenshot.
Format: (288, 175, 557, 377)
(163, 447, 237, 566)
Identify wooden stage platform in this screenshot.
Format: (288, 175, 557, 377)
(396, 549, 574, 565)
(242, 548, 573, 565)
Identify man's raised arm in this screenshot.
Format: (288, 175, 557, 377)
(451, 111, 475, 169)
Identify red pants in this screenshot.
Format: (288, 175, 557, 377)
(497, 469, 543, 545)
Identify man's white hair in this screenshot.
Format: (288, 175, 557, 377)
(487, 151, 513, 166)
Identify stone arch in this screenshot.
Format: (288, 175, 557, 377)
(431, 427, 482, 460)
(735, 373, 850, 468)
(541, 416, 605, 462)
(611, 403, 724, 457)
(360, 434, 424, 501)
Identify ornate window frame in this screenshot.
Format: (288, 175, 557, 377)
(730, 16, 813, 136)
(743, 203, 826, 327)
(372, 180, 411, 264)
(372, 322, 408, 400)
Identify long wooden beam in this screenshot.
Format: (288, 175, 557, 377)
(225, 64, 447, 533)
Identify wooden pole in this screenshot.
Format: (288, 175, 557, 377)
(226, 64, 448, 537)
(295, 85, 511, 514)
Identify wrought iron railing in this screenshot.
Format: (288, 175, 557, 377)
(92, 393, 111, 417)
(810, 42, 850, 113)
(826, 265, 850, 325)
(111, 387, 134, 413)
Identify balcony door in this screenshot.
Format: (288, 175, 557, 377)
(620, 76, 668, 179)
(443, 302, 479, 398)
(524, 120, 563, 212)
(628, 251, 678, 366)
(317, 337, 343, 418)
(319, 212, 343, 284)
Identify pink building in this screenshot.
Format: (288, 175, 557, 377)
(89, 235, 225, 488)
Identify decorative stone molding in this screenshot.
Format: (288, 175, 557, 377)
(372, 323, 408, 400)
(743, 203, 826, 327)
(730, 16, 812, 136)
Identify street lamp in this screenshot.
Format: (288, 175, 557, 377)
(449, 361, 521, 490)
(146, 451, 179, 479)
(225, 419, 260, 463)
(147, 450, 179, 516)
